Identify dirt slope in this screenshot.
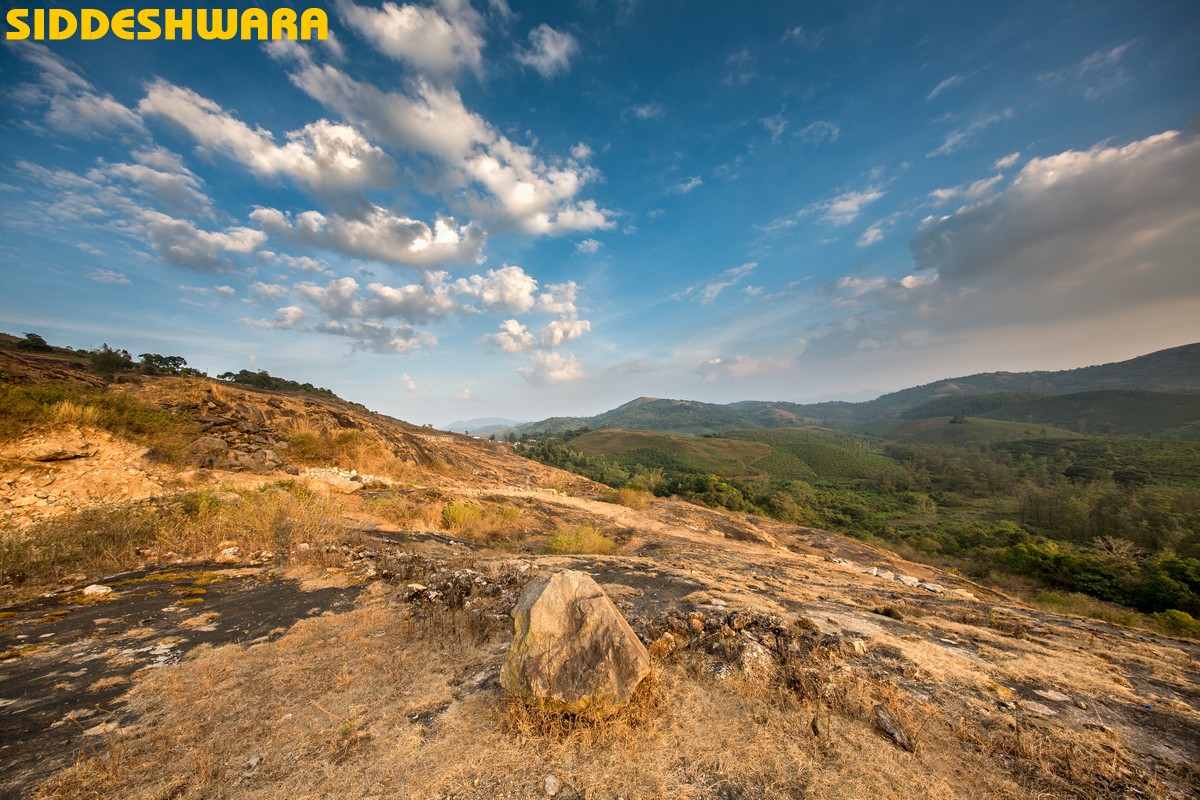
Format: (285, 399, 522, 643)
(1, 367, 1197, 799)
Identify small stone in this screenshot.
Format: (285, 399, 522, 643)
(82, 584, 113, 597)
(545, 774, 562, 796)
(917, 582, 944, 594)
(1034, 689, 1073, 703)
(873, 704, 915, 752)
(1019, 700, 1057, 717)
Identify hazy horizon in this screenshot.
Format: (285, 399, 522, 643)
(3, 1, 1198, 426)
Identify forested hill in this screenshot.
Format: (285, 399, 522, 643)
(515, 342, 1200, 436)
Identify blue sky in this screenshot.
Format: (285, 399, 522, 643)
(2, 1, 1199, 427)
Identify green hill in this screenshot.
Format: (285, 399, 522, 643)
(567, 427, 901, 483)
(979, 390, 1200, 439)
(859, 417, 1082, 446)
(517, 343, 1200, 436)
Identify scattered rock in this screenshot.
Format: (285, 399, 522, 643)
(918, 582, 944, 594)
(1034, 689, 1073, 703)
(873, 704, 915, 752)
(1019, 700, 1058, 717)
(500, 570, 651, 717)
(81, 585, 113, 597)
(545, 774, 562, 796)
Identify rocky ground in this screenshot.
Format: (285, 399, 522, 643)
(1, 366, 1198, 798)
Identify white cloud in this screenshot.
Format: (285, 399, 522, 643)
(139, 82, 392, 212)
(140, 210, 266, 273)
(761, 111, 787, 143)
(364, 277, 459, 323)
(539, 316, 590, 347)
(797, 120, 840, 145)
(290, 65, 613, 234)
(576, 238, 601, 254)
(928, 109, 1014, 157)
(927, 174, 1004, 207)
(10, 43, 145, 138)
(630, 103, 664, 120)
(781, 26, 827, 49)
(335, 0, 485, 77)
(251, 206, 485, 268)
(484, 319, 535, 353)
(684, 262, 756, 304)
(87, 269, 131, 285)
(515, 24, 579, 78)
(697, 355, 788, 382)
(807, 129, 1200, 364)
(102, 157, 211, 217)
(250, 282, 289, 301)
(402, 372, 417, 392)
(456, 387, 475, 401)
(991, 151, 1021, 170)
(536, 281, 580, 315)
(804, 187, 886, 225)
(453, 264, 539, 312)
(724, 47, 756, 86)
(517, 350, 584, 384)
(1039, 42, 1134, 101)
(857, 224, 885, 247)
(674, 176, 703, 194)
(927, 74, 967, 100)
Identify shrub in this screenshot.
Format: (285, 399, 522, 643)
(544, 523, 616, 555)
(1151, 609, 1200, 639)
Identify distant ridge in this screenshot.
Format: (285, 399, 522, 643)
(516, 342, 1200, 437)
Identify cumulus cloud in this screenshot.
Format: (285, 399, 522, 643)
(539, 316, 590, 347)
(335, 0, 485, 77)
(517, 350, 584, 384)
(576, 238, 601, 254)
(536, 281, 580, 315)
(807, 129, 1200, 363)
(289, 64, 614, 234)
(453, 264, 539, 312)
(10, 43, 145, 138)
(102, 154, 211, 216)
(139, 82, 393, 213)
(252, 206, 485, 268)
(402, 372, 417, 392)
(516, 24, 579, 77)
(484, 319, 535, 353)
(140, 211, 265, 273)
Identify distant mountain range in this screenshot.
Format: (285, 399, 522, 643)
(515, 343, 1200, 439)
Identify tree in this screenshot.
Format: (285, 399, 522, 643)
(138, 353, 188, 374)
(89, 343, 133, 379)
(17, 332, 54, 352)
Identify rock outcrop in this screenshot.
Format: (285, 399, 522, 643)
(500, 570, 651, 717)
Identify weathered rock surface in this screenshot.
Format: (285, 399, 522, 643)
(500, 570, 651, 716)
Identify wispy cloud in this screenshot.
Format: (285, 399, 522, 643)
(927, 73, 967, 100)
(673, 176, 703, 194)
(629, 102, 664, 120)
(928, 108, 1014, 157)
(1039, 42, 1134, 100)
(679, 262, 757, 304)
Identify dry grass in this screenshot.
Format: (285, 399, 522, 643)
(0, 484, 355, 593)
(543, 522, 617, 555)
(284, 421, 426, 483)
(33, 593, 1171, 800)
(369, 495, 526, 545)
(601, 486, 652, 510)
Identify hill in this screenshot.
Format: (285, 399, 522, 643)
(859, 417, 1083, 446)
(2, 337, 1199, 799)
(979, 390, 1200, 439)
(516, 342, 1200, 436)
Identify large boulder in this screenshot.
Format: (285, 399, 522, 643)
(500, 570, 651, 717)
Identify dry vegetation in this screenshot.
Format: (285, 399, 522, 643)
(32, 590, 1179, 800)
(0, 483, 357, 593)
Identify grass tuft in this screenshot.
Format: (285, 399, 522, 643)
(543, 523, 616, 555)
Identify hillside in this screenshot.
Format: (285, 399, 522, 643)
(517, 343, 1200, 436)
(2, 345, 1199, 799)
(859, 417, 1083, 446)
